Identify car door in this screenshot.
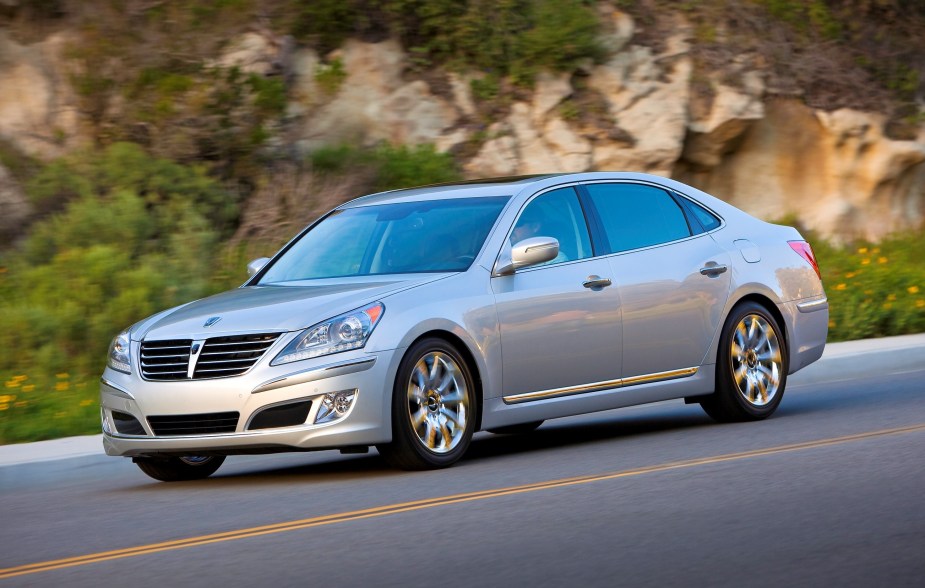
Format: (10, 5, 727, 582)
(581, 182, 732, 379)
(491, 187, 623, 401)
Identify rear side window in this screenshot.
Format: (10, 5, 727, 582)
(584, 183, 691, 253)
(684, 197, 722, 232)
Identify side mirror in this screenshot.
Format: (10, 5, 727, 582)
(247, 257, 270, 278)
(493, 236, 559, 276)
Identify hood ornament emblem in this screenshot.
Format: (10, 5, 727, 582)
(203, 316, 222, 328)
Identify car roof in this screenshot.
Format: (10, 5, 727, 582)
(335, 172, 742, 221)
(338, 175, 564, 208)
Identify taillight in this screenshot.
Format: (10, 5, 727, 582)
(789, 240, 821, 280)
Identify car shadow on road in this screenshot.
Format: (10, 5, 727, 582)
(463, 408, 713, 462)
(121, 406, 718, 488)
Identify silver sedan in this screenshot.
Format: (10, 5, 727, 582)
(100, 172, 828, 481)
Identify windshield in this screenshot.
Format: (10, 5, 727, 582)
(258, 196, 510, 283)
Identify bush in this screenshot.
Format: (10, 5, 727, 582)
(309, 143, 461, 191)
(291, 0, 603, 84)
(815, 232, 925, 341)
(0, 145, 238, 443)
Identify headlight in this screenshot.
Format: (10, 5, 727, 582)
(107, 330, 132, 374)
(272, 302, 384, 365)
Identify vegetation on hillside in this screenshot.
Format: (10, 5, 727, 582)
(0, 1, 923, 442)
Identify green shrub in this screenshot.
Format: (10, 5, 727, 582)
(309, 143, 461, 191)
(314, 58, 348, 95)
(815, 232, 925, 341)
(0, 144, 237, 442)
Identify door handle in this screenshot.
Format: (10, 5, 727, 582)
(583, 275, 613, 289)
(699, 264, 728, 277)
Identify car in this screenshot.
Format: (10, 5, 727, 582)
(100, 172, 828, 481)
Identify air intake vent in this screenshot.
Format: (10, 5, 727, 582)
(112, 411, 147, 435)
(193, 333, 280, 379)
(140, 333, 281, 381)
(248, 401, 313, 431)
(147, 412, 239, 436)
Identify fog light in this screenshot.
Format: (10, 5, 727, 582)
(315, 390, 357, 425)
(101, 408, 112, 435)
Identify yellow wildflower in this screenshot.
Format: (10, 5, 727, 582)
(55, 382, 70, 392)
(12, 375, 27, 382)
(887, 294, 897, 302)
(883, 302, 893, 310)
(0, 394, 12, 403)
(56, 373, 69, 379)
(872, 247, 880, 254)
(79, 399, 94, 407)
(22, 384, 34, 392)
(5, 380, 20, 388)
(861, 258, 871, 265)
(835, 283, 847, 290)
(845, 272, 856, 279)
(828, 319, 836, 328)
(14, 401, 27, 408)
(878, 256, 888, 264)
(0, 404, 8, 411)
(909, 286, 920, 295)
(857, 247, 868, 254)
(917, 299, 925, 309)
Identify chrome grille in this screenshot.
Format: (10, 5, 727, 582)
(140, 333, 280, 381)
(193, 333, 281, 379)
(140, 339, 192, 381)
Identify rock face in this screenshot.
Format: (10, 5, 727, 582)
(676, 100, 925, 241)
(293, 40, 460, 151)
(0, 31, 81, 159)
(1, 10, 923, 241)
(0, 163, 30, 244)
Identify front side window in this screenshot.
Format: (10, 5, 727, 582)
(584, 183, 691, 253)
(510, 187, 593, 266)
(259, 196, 509, 283)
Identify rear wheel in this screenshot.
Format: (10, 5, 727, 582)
(700, 302, 788, 422)
(377, 338, 476, 470)
(134, 455, 225, 482)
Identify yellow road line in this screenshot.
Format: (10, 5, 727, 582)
(2, 423, 924, 580)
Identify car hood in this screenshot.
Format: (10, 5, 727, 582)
(133, 275, 449, 341)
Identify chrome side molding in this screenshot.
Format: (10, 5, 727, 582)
(797, 297, 828, 313)
(502, 366, 699, 404)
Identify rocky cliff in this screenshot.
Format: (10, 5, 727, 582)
(1, 7, 923, 242)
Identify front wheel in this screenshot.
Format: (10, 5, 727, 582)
(700, 302, 788, 423)
(377, 338, 476, 470)
(134, 455, 225, 482)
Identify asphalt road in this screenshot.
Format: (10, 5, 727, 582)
(2, 366, 924, 587)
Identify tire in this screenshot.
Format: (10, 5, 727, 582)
(700, 301, 788, 423)
(487, 421, 544, 435)
(134, 455, 225, 482)
(377, 338, 476, 470)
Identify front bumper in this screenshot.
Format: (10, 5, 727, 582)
(100, 348, 400, 457)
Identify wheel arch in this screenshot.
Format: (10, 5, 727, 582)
(727, 293, 790, 358)
(401, 329, 485, 432)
